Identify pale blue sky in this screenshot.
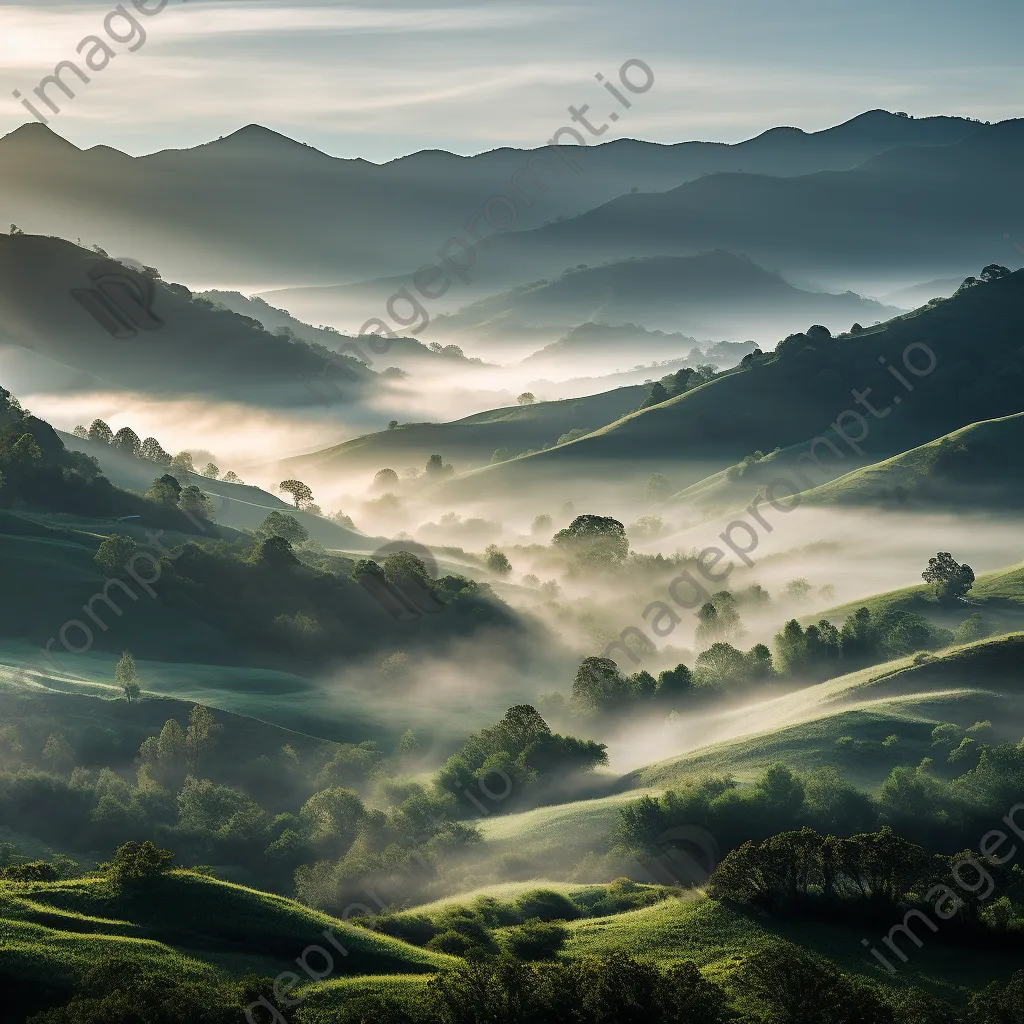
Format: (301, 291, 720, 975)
(0, 0, 1020, 160)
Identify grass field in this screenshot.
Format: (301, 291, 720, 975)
(561, 894, 1022, 1005)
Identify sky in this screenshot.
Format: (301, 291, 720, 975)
(0, 0, 1021, 162)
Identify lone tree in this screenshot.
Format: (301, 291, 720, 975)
(373, 468, 400, 490)
(279, 478, 314, 509)
(145, 474, 181, 505)
(517, 392, 536, 406)
(485, 544, 513, 576)
(116, 650, 141, 703)
(256, 511, 308, 545)
(95, 534, 137, 575)
(553, 514, 629, 568)
(108, 840, 173, 884)
(922, 552, 975, 603)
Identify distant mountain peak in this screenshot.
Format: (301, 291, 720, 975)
(0, 122, 80, 151)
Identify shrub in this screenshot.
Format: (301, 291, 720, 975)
(498, 918, 568, 959)
(513, 888, 581, 921)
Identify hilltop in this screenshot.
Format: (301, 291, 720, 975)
(432, 252, 901, 348)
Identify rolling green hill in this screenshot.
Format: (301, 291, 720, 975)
(799, 412, 1024, 509)
(276, 384, 646, 478)
(436, 267, 1024, 501)
(0, 870, 452, 1019)
(561, 894, 1021, 1003)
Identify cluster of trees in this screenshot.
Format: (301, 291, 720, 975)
(774, 605, 953, 678)
(17, 939, 1023, 1023)
(437, 705, 607, 813)
(0, 391, 212, 529)
(311, 944, 1009, 1024)
(71, 419, 242, 483)
(0, 697, 482, 911)
(618, 733, 1024, 876)
(638, 364, 718, 410)
(569, 656, 697, 715)
(143, 473, 218, 520)
(708, 824, 1024, 946)
(373, 455, 456, 490)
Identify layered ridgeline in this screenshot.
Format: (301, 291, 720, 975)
(343, 117, 1024, 315)
(434, 266, 1024, 502)
(0, 111, 977, 287)
(0, 234, 375, 408)
(430, 251, 903, 351)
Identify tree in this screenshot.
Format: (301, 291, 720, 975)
(656, 663, 693, 704)
(668, 367, 695, 396)
(256, 511, 308, 544)
(145, 474, 181, 505)
(373, 468, 399, 490)
(108, 840, 173, 884)
(222, 470, 242, 483)
(72, 425, 89, 439)
(553, 515, 629, 568)
(95, 534, 137, 575)
(88, 419, 114, 444)
(170, 451, 195, 475)
(115, 650, 141, 703)
(572, 656, 625, 714)
(485, 544, 512, 576)
(784, 578, 813, 601)
(922, 551, 975, 602)
(382, 550, 432, 590)
(517, 392, 536, 405)
(396, 729, 419, 758)
(980, 264, 1011, 282)
(279, 478, 314, 508)
(645, 473, 672, 502)
(531, 514, 553, 535)
(774, 619, 809, 676)
(185, 705, 219, 776)
(425, 454, 454, 478)
(140, 436, 171, 464)
(694, 643, 747, 688)
(491, 447, 512, 464)
(640, 381, 670, 408)
(178, 484, 216, 520)
(111, 427, 141, 457)
(201, 463, 219, 479)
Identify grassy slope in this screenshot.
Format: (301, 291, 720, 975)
(799, 412, 1024, 507)
(0, 871, 452, 995)
(819, 561, 1024, 622)
(562, 895, 1021, 1004)
(629, 632, 1024, 791)
(277, 385, 646, 476)
(437, 270, 1024, 499)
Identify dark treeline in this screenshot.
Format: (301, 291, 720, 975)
(616, 731, 1024, 874)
